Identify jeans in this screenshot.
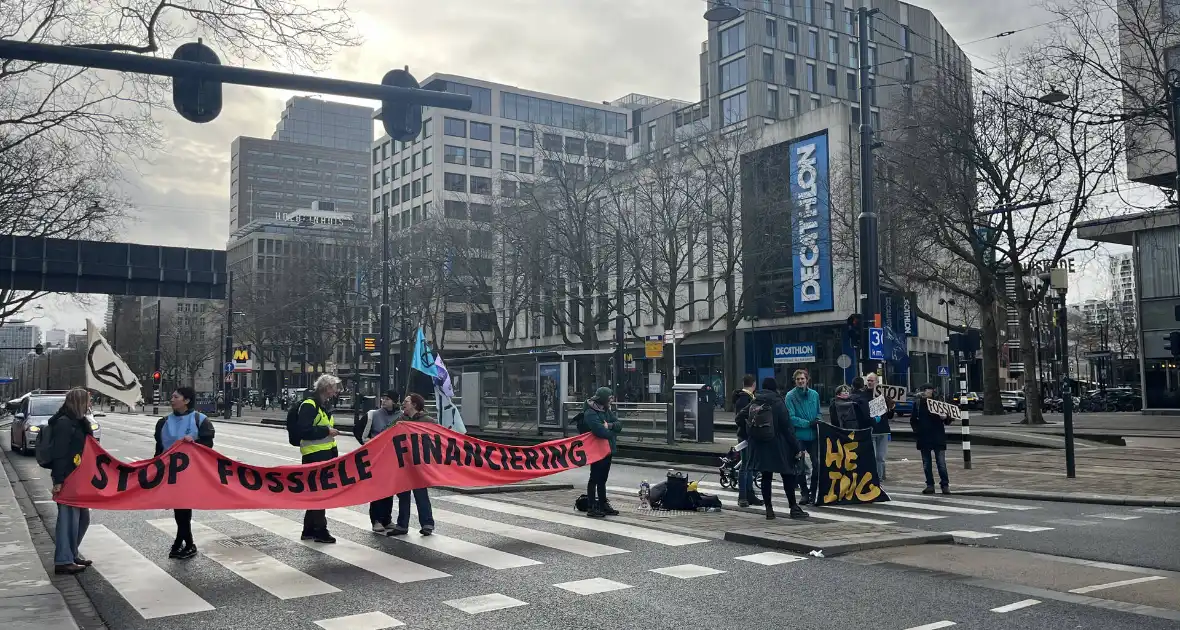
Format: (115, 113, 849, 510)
(587, 455, 613, 504)
(873, 433, 890, 480)
(798, 439, 820, 499)
(54, 503, 89, 566)
(369, 497, 394, 526)
(921, 449, 949, 487)
(738, 449, 755, 498)
(173, 509, 193, 547)
(396, 488, 434, 529)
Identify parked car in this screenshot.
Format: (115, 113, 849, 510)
(1000, 392, 1026, 412)
(7, 391, 101, 455)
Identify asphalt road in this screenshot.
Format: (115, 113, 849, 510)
(3, 413, 1177, 630)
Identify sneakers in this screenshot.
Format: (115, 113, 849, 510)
(176, 543, 198, 559)
(922, 485, 936, 495)
(601, 501, 620, 516)
(789, 506, 809, 519)
(420, 525, 435, 536)
(312, 532, 336, 544)
(738, 498, 750, 508)
(386, 524, 409, 536)
(748, 496, 765, 507)
(585, 504, 605, 518)
(941, 484, 951, 495)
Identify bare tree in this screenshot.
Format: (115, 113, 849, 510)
(160, 305, 220, 389)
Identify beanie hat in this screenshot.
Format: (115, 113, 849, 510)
(381, 390, 398, 401)
(593, 387, 613, 403)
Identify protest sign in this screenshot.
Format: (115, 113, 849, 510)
(868, 395, 888, 418)
(926, 398, 961, 420)
(874, 383, 907, 402)
(816, 422, 890, 505)
(57, 423, 610, 510)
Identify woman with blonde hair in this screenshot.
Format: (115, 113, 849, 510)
(48, 387, 94, 575)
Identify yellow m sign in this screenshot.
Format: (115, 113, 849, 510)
(232, 349, 250, 362)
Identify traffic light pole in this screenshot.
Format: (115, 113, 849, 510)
(1057, 293, 1075, 478)
(153, 299, 161, 415)
(222, 272, 234, 420)
(857, 6, 882, 374)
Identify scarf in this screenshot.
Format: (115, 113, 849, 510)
(161, 410, 200, 451)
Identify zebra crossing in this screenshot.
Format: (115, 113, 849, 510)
(73, 491, 742, 628)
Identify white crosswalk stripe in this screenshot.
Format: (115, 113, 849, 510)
(437, 495, 709, 546)
(611, 485, 895, 525)
(229, 511, 450, 583)
(315, 611, 405, 629)
(889, 494, 1040, 511)
(823, 504, 947, 520)
(146, 519, 339, 600)
(946, 530, 1002, 539)
(883, 499, 995, 515)
(428, 506, 629, 557)
(79, 525, 216, 619)
(327, 507, 541, 569)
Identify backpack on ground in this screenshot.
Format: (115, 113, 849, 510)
(286, 398, 314, 447)
(832, 399, 858, 428)
(746, 400, 776, 442)
(574, 493, 590, 512)
(35, 420, 57, 469)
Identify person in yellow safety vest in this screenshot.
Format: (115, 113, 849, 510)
(297, 374, 341, 543)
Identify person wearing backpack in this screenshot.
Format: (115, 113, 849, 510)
(731, 374, 761, 508)
(361, 390, 401, 533)
(47, 388, 95, 575)
(581, 387, 622, 518)
(153, 386, 215, 559)
(785, 369, 821, 505)
(743, 378, 808, 520)
(295, 375, 342, 544)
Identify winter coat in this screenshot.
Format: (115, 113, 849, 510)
(910, 396, 952, 451)
(851, 388, 894, 434)
(582, 400, 622, 455)
(737, 390, 801, 475)
(153, 411, 215, 457)
(828, 395, 862, 429)
(732, 388, 754, 441)
(48, 409, 93, 486)
(785, 387, 820, 442)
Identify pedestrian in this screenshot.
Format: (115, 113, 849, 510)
(389, 393, 437, 536)
(860, 373, 895, 482)
(362, 390, 402, 533)
(582, 386, 622, 518)
(154, 386, 215, 559)
(785, 369, 821, 505)
(828, 384, 862, 429)
(295, 374, 342, 544)
(911, 384, 952, 494)
(731, 374, 761, 508)
(48, 387, 94, 575)
(741, 377, 808, 520)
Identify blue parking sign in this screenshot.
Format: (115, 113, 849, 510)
(937, 365, 950, 377)
(868, 327, 885, 361)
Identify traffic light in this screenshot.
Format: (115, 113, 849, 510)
(172, 41, 223, 123)
(380, 68, 422, 142)
(152, 370, 162, 384)
(1167, 331, 1180, 358)
(361, 334, 378, 354)
(34, 343, 43, 355)
(846, 314, 862, 348)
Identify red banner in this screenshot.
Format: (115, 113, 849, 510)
(57, 423, 610, 510)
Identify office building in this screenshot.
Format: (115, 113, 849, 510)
(1120, 0, 1180, 187)
(1111, 251, 1136, 306)
(138, 297, 220, 394)
(229, 97, 374, 233)
(45, 328, 67, 348)
(0, 324, 39, 379)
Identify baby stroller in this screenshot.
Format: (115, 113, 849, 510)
(718, 446, 743, 488)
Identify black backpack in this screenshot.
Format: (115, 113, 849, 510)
(35, 418, 57, 469)
(832, 399, 858, 428)
(746, 400, 776, 442)
(286, 398, 314, 447)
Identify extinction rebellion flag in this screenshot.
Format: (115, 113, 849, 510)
(57, 423, 610, 510)
(816, 422, 890, 506)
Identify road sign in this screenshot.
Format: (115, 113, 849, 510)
(937, 365, 950, 377)
(223, 362, 234, 374)
(645, 339, 664, 359)
(663, 329, 684, 343)
(868, 327, 885, 361)
(224, 375, 233, 384)
(836, 354, 852, 369)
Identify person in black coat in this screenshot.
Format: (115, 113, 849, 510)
(154, 386, 215, 559)
(731, 374, 761, 507)
(49, 388, 95, 575)
(910, 384, 952, 493)
(738, 378, 808, 520)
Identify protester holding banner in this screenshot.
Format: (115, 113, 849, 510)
(582, 387, 622, 518)
(785, 369, 821, 505)
(390, 393, 438, 536)
(361, 390, 401, 533)
(861, 373, 895, 482)
(731, 375, 761, 508)
(49, 388, 95, 575)
(743, 378, 808, 520)
(911, 384, 952, 494)
(829, 385, 860, 429)
(153, 386, 215, 559)
(295, 375, 342, 544)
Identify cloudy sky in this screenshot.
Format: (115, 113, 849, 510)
(30, 0, 1128, 335)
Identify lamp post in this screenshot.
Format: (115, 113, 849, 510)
(380, 203, 391, 395)
(938, 297, 956, 398)
(222, 271, 235, 419)
(1043, 268, 1076, 478)
(153, 299, 162, 415)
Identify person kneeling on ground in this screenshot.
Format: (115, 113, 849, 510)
(583, 387, 622, 518)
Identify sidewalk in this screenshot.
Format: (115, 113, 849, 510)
(0, 451, 78, 629)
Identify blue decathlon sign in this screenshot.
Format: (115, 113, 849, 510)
(868, 327, 885, 361)
(938, 365, 950, 377)
(790, 131, 833, 314)
(773, 343, 816, 364)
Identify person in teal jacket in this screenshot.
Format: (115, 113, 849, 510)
(784, 369, 821, 505)
(582, 387, 622, 518)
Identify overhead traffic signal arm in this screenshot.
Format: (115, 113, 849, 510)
(1166, 331, 1180, 358)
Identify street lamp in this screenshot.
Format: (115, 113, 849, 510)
(1040, 267, 1076, 478)
(703, 0, 741, 22)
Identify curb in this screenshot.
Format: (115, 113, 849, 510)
(956, 488, 1180, 507)
(723, 527, 953, 557)
(436, 482, 574, 495)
